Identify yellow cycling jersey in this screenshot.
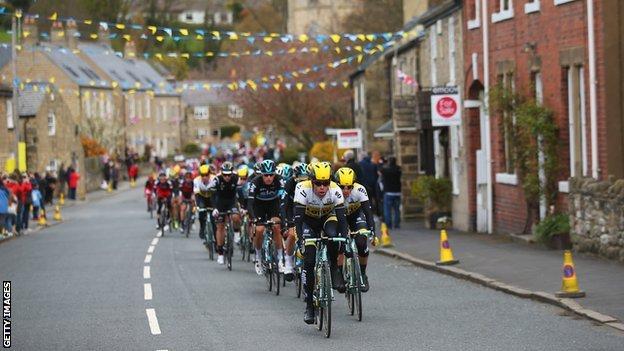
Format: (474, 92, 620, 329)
(193, 175, 214, 198)
(344, 183, 369, 216)
(294, 180, 344, 218)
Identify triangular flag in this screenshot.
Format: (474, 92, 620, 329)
(298, 34, 309, 43)
(296, 83, 303, 91)
(49, 12, 57, 20)
(342, 81, 349, 88)
(179, 28, 188, 36)
(229, 32, 238, 40)
(330, 34, 341, 43)
(148, 26, 157, 34)
(357, 34, 366, 41)
(263, 36, 273, 43)
(319, 82, 326, 90)
(115, 23, 125, 30)
(273, 83, 280, 91)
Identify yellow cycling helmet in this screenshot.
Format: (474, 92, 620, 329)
(172, 164, 181, 175)
(199, 164, 210, 176)
(335, 167, 355, 186)
(237, 165, 249, 178)
(310, 162, 332, 181)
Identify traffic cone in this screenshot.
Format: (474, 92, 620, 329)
(107, 182, 112, 193)
(59, 193, 65, 206)
(380, 222, 393, 247)
(436, 229, 459, 265)
(53, 205, 62, 221)
(38, 209, 47, 226)
(555, 250, 585, 298)
(130, 179, 136, 188)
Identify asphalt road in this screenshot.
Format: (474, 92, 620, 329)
(1, 188, 622, 350)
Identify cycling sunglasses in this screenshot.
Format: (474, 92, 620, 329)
(341, 185, 353, 190)
(313, 180, 331, 187)
(262, 173, 275, 177)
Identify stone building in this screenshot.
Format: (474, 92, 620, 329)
(180, 82, 245, 147)
(78, 41, 182, 159)
(287, 0, 361, 34)
(0, 84, 13, 170)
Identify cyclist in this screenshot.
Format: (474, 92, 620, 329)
(179, 170, 195, 233)
(293, 162, 347, 324)
(194, 164, 216, 245)
(334, 167, 378, 292)
(169, 165, 182, 230)
(237, 165, 254, 251)
(155, 172, 173, 230)
(280, 163, 307, 281)
(208, 161, 242, 265)
(248, 160, 284, 275)
(144, 174, 156, 212)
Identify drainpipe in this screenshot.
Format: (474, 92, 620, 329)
(587, 0, 598, 179)
(482, 0, 493, 234)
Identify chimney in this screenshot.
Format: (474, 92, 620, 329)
(22, 15, 38, 47)
(98, 24, 111, 48)
(50, 21, 65, 46)
(66, 19, 78, 50)
(124, 40, 137, 59)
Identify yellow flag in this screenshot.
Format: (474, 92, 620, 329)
(229, 32, 239, 40)
(357, 55, 363, 63)
(179, 28, 189, 36)
(112, 81, 119, 88)
(265, 51, 273, 56)
(181, 53, 190, 59)
(84, 19, 93, 25)
(116, 23, 125, 30)
(292, 72, 299, 78)
(156, 36, 164, 42)
(148, 26, 157, 34)
(261, 77, 269, 82)
(196, 34, 204, 40)
(90, 33, 98, 39)
(135, 82, 141, 88)
(49, 12, 58, 21)
(357, 34, 366, 41)
(49, 77, 56, 84)
(247, 80, 257, 91)
(56, 31, 65, 38)
(296, 83, 303, 91)
(310, 47, 319, 53)
(263, 36, 273, 43)
(366, 34, 375, 41)
(342, 81, 350, 88)
(23, 31, 30, 38)
(155, 53, 163, 60)
(227, 83, 236, 91)
(273, 83, 280, 91)
(123, 34, 131, 41)
(205, 52, 214, 57)
(212, 31, 221, 39)
(319, 82, 326, 90)
(334, 47, 341, 54)
(288, 47, 297, 53)
(330, 34, 341, 43)
(298, 34, 309, 43)
(203, 83, 211, 90)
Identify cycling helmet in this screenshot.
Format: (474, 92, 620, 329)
(293, 163, 309, 178)
(172, 164, 181, 175)
(335, 167, 355, 186)
(221, 161, 234, 175)
(259, 159, 276, 175)
(158, 171, 167, 178)
(199, 164, 210, 176)
(281, 164, 294, 180)
(310, 162, 331, 181)
(237, 165, 249, 178)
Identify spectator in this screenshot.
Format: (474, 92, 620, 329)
(31, 182, 43, 220)
(128, 162, 139, 184)
(58, 163, 67, 198)
(380, 156, 402, 229)
(67, 166, 80, 200)
(44, 171, 57, 205)
(359, 152, 379, 216)
(17, 173, 32, 232)
(111, 161, 120, 190)
(0, 177, 9, 234)
(4, 175, 18, 234)
(342, 150, 364, 183)
(103, 160, 113, 189)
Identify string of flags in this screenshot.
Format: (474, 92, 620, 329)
(0, 7, 417, 45)
(396, 69, 420, 90)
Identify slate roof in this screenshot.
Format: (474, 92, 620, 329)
(78, 43, 176, 95)
(40, 43, 112, 88)
(180, 81, 230, 106)
(0, 45, 11, 70)
(18, 85, 47, 117)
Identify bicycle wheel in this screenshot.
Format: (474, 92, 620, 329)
(345, 258, 355, 316)
(352, 257, 363, 321)
(149, 199, 154, 219)
(273, 252, 280, 296)
(207, 228, 215, 261)
(322, 261, 332, 338)
(296, 268, 302, 299)
(226, 226, 233, 271)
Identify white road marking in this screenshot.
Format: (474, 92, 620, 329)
(144, 283, 153, 300)
(143, 266, 151, 279)
(148, 245, 155, 253)
(151, 238, 159, 246)
(144, 254, 152, 263)
(146, 308, 161, 335)
(156, 232, 162, 237)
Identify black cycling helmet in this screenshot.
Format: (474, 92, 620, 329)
(221, 161, 234, 175)
(259, 159, 276, 175)
(293, 163, 309, 178)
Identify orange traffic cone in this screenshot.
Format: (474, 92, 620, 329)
(59, 193, 65, 206)
(436, 229, 459, 265)
(380, 222, 393, 247)
(555, 250, 585, 298)
(53, 205, 62, 221)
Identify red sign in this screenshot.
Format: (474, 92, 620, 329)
(436, 97, 458, 119)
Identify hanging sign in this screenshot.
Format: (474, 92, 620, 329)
(431, 86, 461, 126)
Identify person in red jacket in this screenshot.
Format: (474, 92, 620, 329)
(67, 167, 80, 200)
(128, 163, 139, 184)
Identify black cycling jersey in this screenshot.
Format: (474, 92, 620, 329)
(248, 175, 284, 220)
(210, 174, 239, 202)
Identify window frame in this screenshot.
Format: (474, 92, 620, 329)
(47, 111, 56, 136)
(467, 0, 481, 30)
(492, 0, 514, 23)
(525, 0, 540, 13)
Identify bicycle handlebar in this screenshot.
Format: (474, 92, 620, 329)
(304, 237, 347, 244)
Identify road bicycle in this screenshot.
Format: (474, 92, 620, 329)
(222, 210, 236, 271)
(294, 241, 304, 299)
(343, 229, 371, 322)
(197, 207, 215, 261)
(260, 220, 280, 296)
(304, 235, 346, 338)
(181, 199, 195, 238)
(158, 202, 172, 237)
(145, 190, 155, 219)
(239, 213, 252, 262)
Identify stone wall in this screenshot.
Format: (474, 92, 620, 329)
(569, 177, 624, 262)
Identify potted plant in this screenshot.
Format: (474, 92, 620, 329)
(533, 213, 571, 250)
(412, 176, 452, 229)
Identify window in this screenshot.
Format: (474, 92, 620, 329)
(47, 111, 56, 136)
(228, 104, 243, 119)
(525, 0, 540, 13)
(468, 0, 481, 29)
(497, 71, 517, 180)
(98, 92, 105, 119)
(136, 94, 143, 119)
(492, 0, 514, 23)
(128, 95, 136, 118)
(214, 12, 221, 25)
(145, 96, 151, 118)
(430, 30, 438, 86)
(194, 106, 209, 120)
(161, 102, 168, 121)
(185, 12, 193, 21)
(197, 128, 208, 139)
(359, 81, 365, 113)
(106, 93, 113, 119)
(6, 100, 13, 129)
(83, 92, 92, 118)
(566, 65, 588, 178)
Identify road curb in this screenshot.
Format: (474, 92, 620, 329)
(374, 247, 623, 333)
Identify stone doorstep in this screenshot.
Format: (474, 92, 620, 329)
(374, 248, 623, 331)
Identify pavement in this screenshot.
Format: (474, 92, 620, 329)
(1, 186, 623, 349)
(374, 221, 624, 325)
